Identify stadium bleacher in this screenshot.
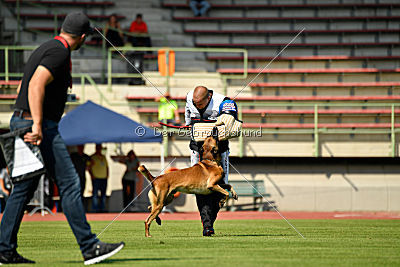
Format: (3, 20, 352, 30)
(125, 1, 400, 140)
(163, 2, 400, 10)
(4, 0, 114, 7)
(2, 0, 400, 151)
(18, 13, 125, 21)
(1, 0, 400, 214)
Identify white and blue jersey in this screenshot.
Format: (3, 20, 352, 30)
(219, 99, 238, 119)
(185, 89, 238, 153)
(185, 90, 237, 125)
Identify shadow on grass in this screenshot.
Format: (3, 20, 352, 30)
(222, 233, 295, 237)
(65, 257, 210, 264)
(159, 233, 296, 238)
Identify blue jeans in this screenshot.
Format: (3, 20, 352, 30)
(190, 0, 210, 16)
(0, 115, 98, 253)
(92, 179, 107, 212)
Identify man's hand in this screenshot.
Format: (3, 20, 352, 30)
(24, 123, 43, 145)
(26, 65, 53, 146)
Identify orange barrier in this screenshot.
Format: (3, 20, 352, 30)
(158, 49, 175, 76)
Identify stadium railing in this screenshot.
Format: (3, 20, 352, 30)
(0, 45, 111, 104)
(137, 101, 400, 158)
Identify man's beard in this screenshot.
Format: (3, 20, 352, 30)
(75, 36, 86, 50)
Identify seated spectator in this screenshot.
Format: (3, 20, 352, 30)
(189, 0, 210, 17)
(104, 14, 124, 47)
(156, 93, 180, 125)
(128, 13, 152, 48)
(126, 13, 151, 85)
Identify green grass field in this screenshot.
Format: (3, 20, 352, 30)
(15, 219, 400, 266)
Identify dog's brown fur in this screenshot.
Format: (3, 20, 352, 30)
(138, 130, 238, 237)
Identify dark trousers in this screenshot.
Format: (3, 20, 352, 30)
(0, 116, 98, 253)
(0, 196, 7, 213)
(195, 192, 224, 229)
(129, 36, 152, 48)
(122, 179, 135, 208)
(92, 179, 107, 212)
(80, 175, 86, 199)
(192, 150, 229, 230)
(126, 51, 145, 85)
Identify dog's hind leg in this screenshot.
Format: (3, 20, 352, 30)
(145, 204, 164, 237)
(147, 205, 162, 226)
(145, 189, 160, 236)
(147, 190, 161, 226)
(164, 193, 175, 206)
(145, 189, 168, 237)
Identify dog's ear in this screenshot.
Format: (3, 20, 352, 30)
(212, 126, 218, 140)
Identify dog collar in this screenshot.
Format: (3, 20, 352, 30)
(202, 159, 219, 164)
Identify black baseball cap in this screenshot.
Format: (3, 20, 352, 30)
(61, 12, 94, 36)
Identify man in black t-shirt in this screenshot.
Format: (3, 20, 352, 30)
(0, 12, 124, 265)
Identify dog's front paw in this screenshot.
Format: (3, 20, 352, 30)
(219, 199, 226, 208)
(231, 191, 238, 200)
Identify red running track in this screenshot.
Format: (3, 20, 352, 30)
(5, 211, 399, 222)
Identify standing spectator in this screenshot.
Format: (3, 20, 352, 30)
(104, 14, 124, 47)
(0, 12, 124, 265)
(128, 13, 152, 48)
(88, 144, 109, 213)
(156, 93, 181, 125)
(113, 150, 140, 210)
(189, 0, 210, 17)
(0, 168, 11, 213)
(70, 144, 90, 199)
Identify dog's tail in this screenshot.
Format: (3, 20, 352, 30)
(138, 165, 155, 183)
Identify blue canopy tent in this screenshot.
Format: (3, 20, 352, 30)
(59, 101, 164, 167)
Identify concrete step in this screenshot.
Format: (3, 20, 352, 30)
(211, 58, 400, 70)
(193, 33, 400, 44)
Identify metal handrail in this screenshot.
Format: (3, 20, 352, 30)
(0, 46, 36, 82)
(130, 101, 399, 157)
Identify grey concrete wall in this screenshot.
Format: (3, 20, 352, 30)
(106, 155, 400, 213)
(228, 157, 400, 212)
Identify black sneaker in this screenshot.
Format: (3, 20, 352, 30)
(83, 241, 125, 265)
(203, 227, 215, 237)
(0, 250, 35, 264)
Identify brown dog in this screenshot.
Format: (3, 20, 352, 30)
(138, 127, 238, 237)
